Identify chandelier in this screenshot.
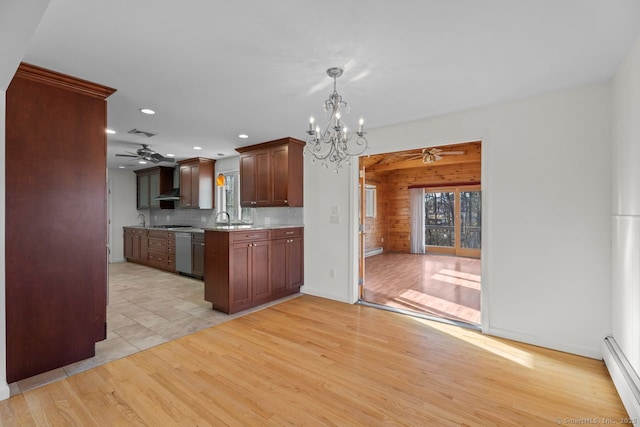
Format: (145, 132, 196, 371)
(305, 67, 368, 172)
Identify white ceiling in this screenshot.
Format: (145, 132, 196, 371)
(21, 0, 640, 169)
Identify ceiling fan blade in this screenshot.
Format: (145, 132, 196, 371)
(434, 154, 443, 161)
(150, 152, 175, 163)
(115, 154, 139, 158)
(440, 151, 465, 155)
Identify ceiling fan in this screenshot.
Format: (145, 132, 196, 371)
(115, 144, 174, 163)
(402, 147, 465, 164)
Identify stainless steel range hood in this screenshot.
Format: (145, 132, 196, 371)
(155, 188, 180, 201)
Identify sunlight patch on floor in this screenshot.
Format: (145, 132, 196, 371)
(431, 272, 481, 290)
(411, 316, 536, 369)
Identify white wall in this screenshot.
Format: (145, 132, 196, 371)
(304, 82, 612, 358)
(108, 168, 140, 262)
(612, 33, 640, 376)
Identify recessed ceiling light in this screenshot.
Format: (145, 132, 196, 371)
(193, 146, 202, 150)
(166, 153, 175, 157)
(238, 134, 248, 139)
(106, 129, 116, 134)
(139, 160, 147, 164)
(139, 108, 156, 115)
(118, 166, 125, 169)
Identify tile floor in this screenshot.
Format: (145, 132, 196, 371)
(9, 261, 300, 396)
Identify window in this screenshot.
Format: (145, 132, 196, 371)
(424, 191, 455, 247)
(365, 185, 376, 218)
(423, 186, 481, 258)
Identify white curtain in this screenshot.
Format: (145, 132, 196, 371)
(410, 188, 426, 254)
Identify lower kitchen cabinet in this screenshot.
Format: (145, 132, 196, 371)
(192, 233, 205, 278)
(124, 227, 175, 272)
(271, 228, 304, 294)
(124, 227, 147, 262)
(205, 227, 303, 314)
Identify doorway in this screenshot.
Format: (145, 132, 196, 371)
(358, 141, 482, 327)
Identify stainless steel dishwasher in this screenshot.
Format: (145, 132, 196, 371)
(175, 232, 192, 275)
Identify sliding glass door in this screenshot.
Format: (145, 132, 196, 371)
(424, 185, 481, 258)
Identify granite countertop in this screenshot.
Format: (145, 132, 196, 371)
(125, 224, 303, 232)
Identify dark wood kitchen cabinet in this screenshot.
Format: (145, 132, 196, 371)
(236, 137, 305, 207)
(146, 229, 176, 272)
(135, 166, 175, 210)
(178, 157, 215, 209)
(124, 227, 175, 272)
(192, 233, 205, 278)
(124, 227, 148, 262)
(5, 63, 116, 382)
(204, 227, 303, 314)
(271, 227, 304, 295)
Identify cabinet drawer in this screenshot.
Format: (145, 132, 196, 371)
(192, 233, 204, 243)
(148, 230, 174, 239)
(148, 237, 167, 252)
(271, 227, 303, 239)
(127, 228, 147, 236)
(229, 230, 270, 243)
(147, 251, 168, 264)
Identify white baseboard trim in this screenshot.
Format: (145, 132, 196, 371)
(487, 326, 602, 359)
(300, 287, 352, 304)
(603, 336, 640, 423)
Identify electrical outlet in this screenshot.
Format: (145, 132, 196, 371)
(330, 215, 340, 224)
(381, 237, 384, 243)
(264, 217, 271, 225)
(166, 215, 170, 221)
(331, 206, 339, 215)
(154, 215, 157, 221)
(201, 216, 206, 223)
(329, 269, 335, 278)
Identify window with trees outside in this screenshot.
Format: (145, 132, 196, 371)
(424, 186, 481, 258)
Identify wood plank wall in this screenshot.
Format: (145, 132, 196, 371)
(386, 161, 481, 252)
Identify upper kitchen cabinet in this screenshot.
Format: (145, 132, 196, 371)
(5, 63, 116, 382)
(178, 157, 215, 209)
(236, 137, 305, 207)
(135, 166, 175, 210)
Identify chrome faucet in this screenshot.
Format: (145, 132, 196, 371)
(215, 211, 230, 224)
(138, 213, 146, 228)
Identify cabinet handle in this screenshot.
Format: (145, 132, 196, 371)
(200, 243, 205, 246)
(284, 200, 288, 204)
(285, 231, 294, 234)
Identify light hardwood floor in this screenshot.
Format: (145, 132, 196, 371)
(0, 294, 628, 425)
(364, 252, 481, 324)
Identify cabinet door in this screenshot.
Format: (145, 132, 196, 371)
(255, 149, 271, 206)
(124, 230, 133, 259)
(252, 240, 271, 300)
(132, 234, 142, 260)
(189, 163, 200, 207)
(287, 236, 304, 288)
(230, 242, 252, 307)
(240, 153, 256, 206)
(192, 240, 205, 277)
(180, 165, 193, 207)
(149, 172, 160, 208)
(271, 145, 289, 206)
(138, 174, 150, 209)
(271, 238, 288, 294)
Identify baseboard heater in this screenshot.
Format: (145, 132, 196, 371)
(603, 336, 640, 422)
(365, 247, 383, 258)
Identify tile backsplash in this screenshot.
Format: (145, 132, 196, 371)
(146, 206, 303, 228)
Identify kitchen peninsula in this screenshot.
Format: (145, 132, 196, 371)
(204, 225, 303, 314)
